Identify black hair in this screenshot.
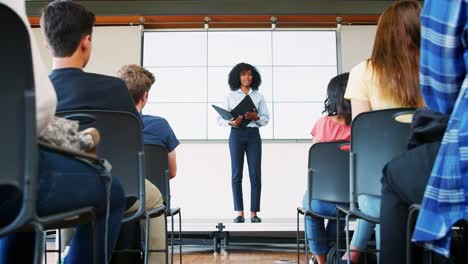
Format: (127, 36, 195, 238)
(323, 72, 352, 125)
(40, 0, 95, 57)
(228, 62, 262, 91)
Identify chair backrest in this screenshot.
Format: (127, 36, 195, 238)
(0, 3, 37, 233)
(308, 141, 350, 204)
(144, 144, 171, 211)
(57, 110, 144, 221)
(350, 108, 414, 203)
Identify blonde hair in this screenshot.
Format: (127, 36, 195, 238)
(369, 0, 425, 107)
(117, 64, 155, 104)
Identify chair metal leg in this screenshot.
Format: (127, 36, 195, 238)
(92, 220, 98, 264)
(44, 231, 47, 264)
(336, 213, 341, 264)
(33, 223, 45, 264)
(345, 214, 351, 264)
(144, 214, 150, 264)
(58, 228, 62, 263)
(463, 222, 467, 264)
(304, 214, 309, 263)
(406, 206, 419, 264)
(297, 210, 300, 264)
(178, 211, 182, 264)
(164, 214, 169, 264)
(171, 214, 175, 264)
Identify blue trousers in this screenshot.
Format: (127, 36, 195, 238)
(229, 127, 262, 212)
(350, 195, 381, 250)
(0, 148, 126, 264)
(302, 193, 346, 254)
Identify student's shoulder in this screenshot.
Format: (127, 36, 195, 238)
(351, 60, 373, 77)
(141, 114, 169, 126)
(85, 72, 127, 87)
(314, 116, 330, 128)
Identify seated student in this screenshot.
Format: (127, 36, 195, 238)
(301, 73, 351, 264)
(117, 64, 180, 263)
(380, 0, 468, 262)
(40, 1, 163, 259)
(0, 1, 126, 263)
(342, 1, 425, 263)
(42, 3, 138, 117)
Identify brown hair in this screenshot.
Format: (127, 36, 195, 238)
(369, 0, 424, 107)
(117, 64, 155, 104)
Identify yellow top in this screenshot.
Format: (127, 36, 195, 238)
(344, 61, 405, 110)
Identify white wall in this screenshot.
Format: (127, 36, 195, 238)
(32, 26, 141, 76)
(341, 25, 377, 72)
(32, 24, 376, 229)
(170, 142, 311, 220)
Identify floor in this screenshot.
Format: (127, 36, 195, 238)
(173, 251, 306, 264)
(44, 244, 308, 264)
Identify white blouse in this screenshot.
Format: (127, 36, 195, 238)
(217, 89, 270, 128)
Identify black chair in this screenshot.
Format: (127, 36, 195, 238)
(0, 4, 102, 264)
(57, 110, 147, 223)
(296, 141, 350, 264)
(144, 144, 182, 264)
(337, 108, 415, 262)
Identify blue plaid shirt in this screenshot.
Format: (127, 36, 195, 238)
(412, 0, 468, 257)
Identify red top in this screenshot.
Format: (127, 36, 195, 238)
(311, 116, 351, 144)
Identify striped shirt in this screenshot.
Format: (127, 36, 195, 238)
(412, 0, 468, 257)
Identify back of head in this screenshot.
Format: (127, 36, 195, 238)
(370, 0, 424, 107)
(117, 64, 155, 104)
(40, 0, 95, 57)
(323, 73, 351, 125)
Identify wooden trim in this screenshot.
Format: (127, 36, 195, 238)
(29, 14, 379, 28)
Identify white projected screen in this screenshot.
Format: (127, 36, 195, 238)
(143, 30, 337, 140)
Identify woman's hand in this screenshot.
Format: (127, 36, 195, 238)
(244, 110, 259, 121)
(229, 116, 243, 127)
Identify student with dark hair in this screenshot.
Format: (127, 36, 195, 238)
(217, 62, 270, 223)
(301, 73, 351, 264)
(0, 1, 126, 264)
(312, 73, 351, 145)
(41, 0, 139, 118)
(40, 0, 141, 262)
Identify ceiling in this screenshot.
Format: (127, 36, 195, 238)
(25, 0, 415, 17)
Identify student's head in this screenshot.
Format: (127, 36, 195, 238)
(117, 64, 155, 108)
(370, 0, 424, 107)
(323, 73, 351, 125)
(40, 0, 95, 65)
(228, 62, 262, 91)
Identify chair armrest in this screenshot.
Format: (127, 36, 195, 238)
(409, 204, 421, 212)
(168, 207, 181, 216)
(297, 207, 307, 215)
(336, 205, 351, 215)
(337, 204, 379, 223)
(146, 205, 166, 218)
(39, 206, 96, 229)
(297, 207, 316, 216)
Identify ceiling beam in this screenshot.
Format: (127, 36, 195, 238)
(26, 0, 400, 17)
(29, 14, 380, 28)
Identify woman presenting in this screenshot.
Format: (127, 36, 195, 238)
(218, 62, 270, 223)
